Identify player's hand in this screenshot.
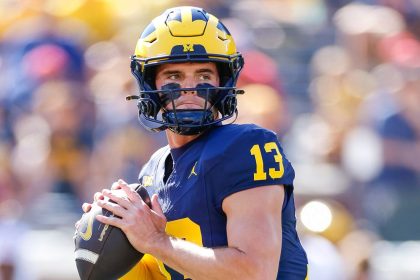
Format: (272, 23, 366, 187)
(81, 180, 127, 213)
(74, 192, 103, 230)
(75, 180, 128, 229)
(96, 179, 167, 254)
(81, 192, 102, 212)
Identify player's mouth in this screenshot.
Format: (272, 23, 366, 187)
(176, 102, 203, 109)
(171, 96, 209, 110)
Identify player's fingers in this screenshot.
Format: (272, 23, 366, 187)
(93, 192, 104, 202)
(111, 181, 122, 190)
(150, 194, 166, 230)
(118, 178, 128, 186)
(102, 189, 132, 209)
(82, 203, 92, 213)
(110, 178, 128, 190)
(119, 183, 142, 204)
(96, 214, 123, 228)
(151, 194, 164, 216)
(75, 219, 81, 229)
(97, 199, 126, 218)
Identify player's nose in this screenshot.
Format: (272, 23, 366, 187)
(181, 78, 197, 95)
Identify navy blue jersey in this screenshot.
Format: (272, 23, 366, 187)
(136, 124, 307, 279)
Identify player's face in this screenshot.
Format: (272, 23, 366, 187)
(155, 62, 220, 110)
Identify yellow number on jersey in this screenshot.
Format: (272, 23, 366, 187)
(119, 254, 166, 280)
(250, 142, 285, 181)
(250, 145, 267, 180)
(157, 218, 203, 279)
(120, 218, 203, 280)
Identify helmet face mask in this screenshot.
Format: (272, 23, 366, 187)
(135, 82, 239, 135)
(129, 6, 244, 135)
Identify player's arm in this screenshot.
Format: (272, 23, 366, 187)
(221, 185, 284, 279)
(97, 182, 284, 280)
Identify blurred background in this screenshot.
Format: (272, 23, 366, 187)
(0, 0, 419, 279)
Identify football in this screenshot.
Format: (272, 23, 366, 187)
(74, 184, 152, 280)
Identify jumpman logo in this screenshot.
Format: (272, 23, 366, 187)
(188, 161, 198, 178)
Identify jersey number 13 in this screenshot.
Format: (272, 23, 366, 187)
(250, 142, 285, 181)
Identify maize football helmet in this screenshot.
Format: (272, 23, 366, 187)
(129, 6, 244, 135)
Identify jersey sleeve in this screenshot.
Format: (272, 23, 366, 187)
(208, 126, 295, 210)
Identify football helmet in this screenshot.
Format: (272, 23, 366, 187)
(129, 6, 244, 135)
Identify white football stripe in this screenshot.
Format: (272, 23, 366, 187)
(75, 249, 99, 264)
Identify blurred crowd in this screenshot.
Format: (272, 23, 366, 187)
(0, 0, 419, 279)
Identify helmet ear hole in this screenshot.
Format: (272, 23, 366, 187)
(138, 101, 151, 116)
(138, 96, 160, 118)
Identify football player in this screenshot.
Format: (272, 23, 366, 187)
(84, 6, 308, 279)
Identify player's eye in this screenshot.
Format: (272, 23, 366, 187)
(168, 74, 180, 80)
(199, 74, 212, 81)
